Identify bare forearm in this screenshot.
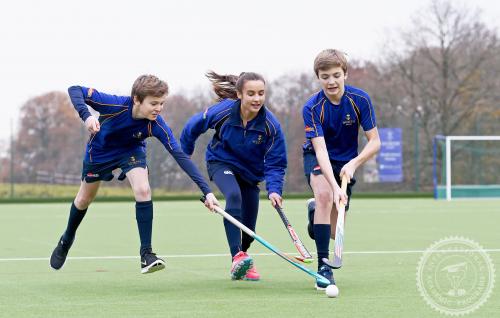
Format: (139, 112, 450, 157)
(351, 137, 381, 169)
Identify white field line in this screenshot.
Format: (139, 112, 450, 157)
(1, 249, 500, 262)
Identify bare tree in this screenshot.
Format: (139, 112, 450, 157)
(269, 72, 318, 192)
(14, 92, 84, 182)
(383, 0, 500, 189)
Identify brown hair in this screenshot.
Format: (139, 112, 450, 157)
(313, 49, 348, 77)
(206, 71, 265, 101)
(131, 75, 169, 103)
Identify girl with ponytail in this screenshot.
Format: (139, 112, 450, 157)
(181, 71, 287, 281)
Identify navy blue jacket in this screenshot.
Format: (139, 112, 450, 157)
(68, 86, 212, 195)
(181, 99, 287, 196)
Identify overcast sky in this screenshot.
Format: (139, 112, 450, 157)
(0, 0, 499, 146)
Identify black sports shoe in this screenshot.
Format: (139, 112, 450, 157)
(141, 249, 166, 274)
(50, 236, 73, 270)
(306, 198, 316, 240)
(315, 264, 336, 290)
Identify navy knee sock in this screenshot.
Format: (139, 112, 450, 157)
(136, 200, 153, 255)
(224, 208, 242, 257)
(314, 224, 331, 270)
(62, 202, 87, 243)
(241, 233, 254, 252)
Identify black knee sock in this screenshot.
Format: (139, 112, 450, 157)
(314, 224, 331, 270)
(224, 208, 242, 257)
(136, 200, 153, 255)
(62, 202, 87, 243)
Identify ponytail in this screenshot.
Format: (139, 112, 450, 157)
(206, 70, 266, 101)
(206, 71, 239, 100)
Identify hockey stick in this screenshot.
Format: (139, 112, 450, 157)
(323, 175, 348, 269)
(200, 197, 329, 286)
(273, 205, 314, 263)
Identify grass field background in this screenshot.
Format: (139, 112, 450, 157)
(1, 199, 499, 317)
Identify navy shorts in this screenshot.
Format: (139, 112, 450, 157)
(81, 153, 147, 183)
(303, 152, 356, 211)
